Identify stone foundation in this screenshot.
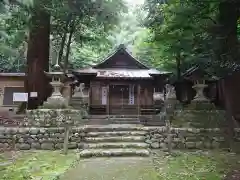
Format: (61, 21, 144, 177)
(145, 127, 240, 149)
(1, 126, 240, 150)
(0, 127, 85, 150)
(20, 109, 87, 127)
(173, 110, 226, 128)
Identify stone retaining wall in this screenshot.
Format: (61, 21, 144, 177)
(172, 110, 226, 128)
(0, 127, 85, 150)
(21, 109, 87, 127)
(145, 127, 240, 149)
(1, 126, 240, 150)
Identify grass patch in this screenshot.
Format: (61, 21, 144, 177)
(0, 150, 79, 180)
(152, 150, 240, 180)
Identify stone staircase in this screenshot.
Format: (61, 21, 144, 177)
(70, 97, 88, 110)
(84, 115, 165, 126)
(79, 124, 150, 158)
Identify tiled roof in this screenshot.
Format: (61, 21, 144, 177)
(97, 69, 152, 78)
(93, 44, 149, 69)
(73, 68, 170, 79)
(0, 73, 74, 78)
(0, 73, 25, 77)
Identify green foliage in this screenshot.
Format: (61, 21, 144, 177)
(48, 0, 127, 69)
(135, 0, 240, 76)
(153, 150, 240, 180)
(0, 0, 127, 72)
(1, 151, 78, 180)
(0, 2, 28, 72)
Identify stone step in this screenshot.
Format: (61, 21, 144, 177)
(110, 118, 139, 121)
(87, 142, 149, 149)
(79, 148, 150, 158)
(109, 120, 141, 124)
(85, 136, 145, 143)
(144, 121, 166, 126)
(83, 119, 141, 125)
(86, 131, 147, 137)
(82, 125, 145, 132)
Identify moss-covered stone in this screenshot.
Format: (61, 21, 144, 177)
(172, 110, 226, 128)
(22, 109, 87, 127)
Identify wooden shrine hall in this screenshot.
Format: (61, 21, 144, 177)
(71, 44, 171, 115)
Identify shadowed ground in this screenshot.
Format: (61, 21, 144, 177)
(59, 157, 159, 180)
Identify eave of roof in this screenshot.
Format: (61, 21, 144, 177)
(0, 72, 74, 79)
(72, 68, 171, 79)
(0, 73, 25, 77)
(182, 65, 219, 80)
(93, 44, 149, 69)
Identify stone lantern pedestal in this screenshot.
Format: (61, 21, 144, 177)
(41, 67, 68, 109)
(192, 83, 208, 102)
(189, 81, 215, 110)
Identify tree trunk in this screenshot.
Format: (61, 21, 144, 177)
(176, 52, 181, 80)
(25, 2, 51, 109)
(63, 17, 76, 73)
(223, 79, 235, 151)
(217, 2, 240, 64)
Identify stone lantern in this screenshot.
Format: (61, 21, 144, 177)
(182, 66, 214, 102)
(165, 84, 178, 114)
(192, 79, 208, 102)
(42, 64, 68, 108)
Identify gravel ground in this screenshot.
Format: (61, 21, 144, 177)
(59, 157, 159, 180)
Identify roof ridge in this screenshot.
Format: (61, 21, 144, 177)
(92, 44, 122, 68)
(123, 46, 149, 69)
(93, 44, 149, 69)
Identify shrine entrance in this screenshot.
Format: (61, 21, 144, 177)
(109, 84, 138, 115)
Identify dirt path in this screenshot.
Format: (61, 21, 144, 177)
(60, 157, 159, 180)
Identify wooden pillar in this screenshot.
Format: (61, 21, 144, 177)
(106, 84, 110, 117)
(88, 82, 92, 113)
(137, 84, 141, 116)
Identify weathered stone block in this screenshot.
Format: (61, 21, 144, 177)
(5, 128, 18, 135)
(151, 138, 158, 143)
(16, 143, 31, 150)
(39, 129, 46, 134)
(186, 137, 199, 142)
(195, 141, 203, 149)
(70, 137, 80, 143)
(204, 142, 212, 149)
(78, 143, 87, 149)
(153, 133, 163, 139)
(145, 139, 152, 144)
(172, 109, 226, 128)
(151, 142, 160, 149)
(159, 142, 167, 149)
(68, 142, 77, 149)
(41, 143, 54, 150)
(55, 143, 63, 149)
(26, 138, 34, 143)
(0, 143, 5, 148)
(212, 141, 220, 148)
(176, 142, 185, 149)
(0, 135, 6, 139)
(18, 138, 25, 143)
(19, 128, 29, 134)
(31, 142, 41, 149)
(173, 138, 182, 143)
(185, 142, 196, 149)
(0, 127, 5, 134)
(47, 128, 59, 133)
(29, 128, 39, 135)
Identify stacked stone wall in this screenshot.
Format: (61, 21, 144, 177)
(145, 127, 240, 150)
(0, 127, 86, 150)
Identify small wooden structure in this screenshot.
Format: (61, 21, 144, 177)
(72, 44, 171, 115)
(174, 66, 219, 103)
